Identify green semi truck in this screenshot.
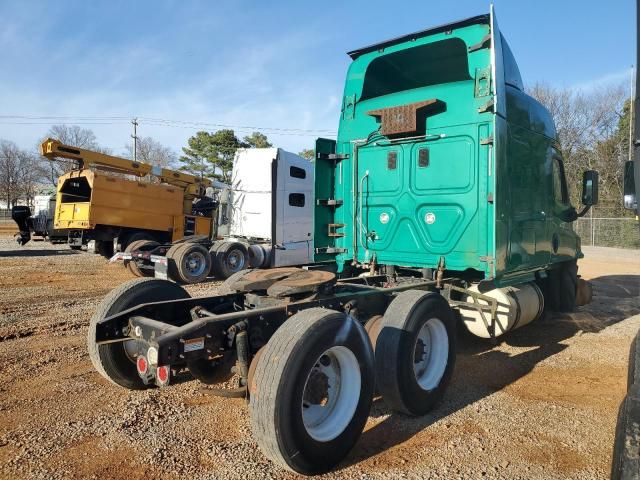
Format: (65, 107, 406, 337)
(88, 9, 598, 475)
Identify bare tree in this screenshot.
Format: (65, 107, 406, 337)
(125, 136, 176, 169)
(529, 82, 627, 209)
(0, 140, 46, 208)
(39, 125, 110, 186)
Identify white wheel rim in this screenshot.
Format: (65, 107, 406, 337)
(413, 318, 448, 391)
(301, 346, 361, 442)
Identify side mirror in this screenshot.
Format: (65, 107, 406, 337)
(581, 170, 599, 206)
(624, 161, 637, 210)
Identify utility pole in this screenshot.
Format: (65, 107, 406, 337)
(630, 66, 635, 163)
(635, 0, 640, 219)
(131, 118, 139, 162)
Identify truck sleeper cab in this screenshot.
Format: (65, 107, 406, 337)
(88, 10, 597, 476)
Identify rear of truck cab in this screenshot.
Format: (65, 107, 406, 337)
(315, 10, 583, 286)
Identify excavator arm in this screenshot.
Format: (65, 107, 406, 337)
(40, 138, 212, 197)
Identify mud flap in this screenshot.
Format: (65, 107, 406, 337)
(11, 206, 32, 245)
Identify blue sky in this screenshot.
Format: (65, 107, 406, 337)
(0, 0, 634, 156)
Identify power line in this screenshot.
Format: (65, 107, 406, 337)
(0, 114, 337, 135)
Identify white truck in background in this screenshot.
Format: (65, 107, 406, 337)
(114, 147, 315, 283)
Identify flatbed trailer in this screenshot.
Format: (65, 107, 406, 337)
(89, 9, 598, 475)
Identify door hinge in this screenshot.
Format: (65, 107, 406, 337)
(479, 255, 494, 263)
(317, 153, 349, 161)
(487, 192, 494, 204)
(315, 247, 348, 254)
(328, 223, 346, 238)
(480, 136, 494, 146)
(316, 199, 344, 207)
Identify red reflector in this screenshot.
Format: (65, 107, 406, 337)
(136, 356, 148, 375)
(157, 365, 170, 384)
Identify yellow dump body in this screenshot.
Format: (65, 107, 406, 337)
(55, 169, 211, 241)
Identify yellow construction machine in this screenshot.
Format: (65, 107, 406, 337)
(39, 138, 217, 257)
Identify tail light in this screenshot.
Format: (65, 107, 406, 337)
(156, 365, 170, 385)
(136, 356, 148, 375)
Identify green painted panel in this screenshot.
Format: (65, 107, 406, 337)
(318, 12, 582, 284)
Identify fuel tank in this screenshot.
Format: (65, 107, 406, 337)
(459, 282, 544, 338)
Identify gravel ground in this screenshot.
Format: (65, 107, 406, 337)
(0, 238, 639, 480)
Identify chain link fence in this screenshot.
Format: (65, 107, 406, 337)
(574, 217, 639, 249)
(573, 205, 639, 249)
(0, 208, 12, 224)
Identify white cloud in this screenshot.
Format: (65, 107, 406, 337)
(0, 24, 341, 156)
(569, 68, 633, 92)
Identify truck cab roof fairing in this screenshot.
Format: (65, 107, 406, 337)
(347, 14, 489, 60)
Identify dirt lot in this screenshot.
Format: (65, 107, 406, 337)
(0, 237, 638, 480)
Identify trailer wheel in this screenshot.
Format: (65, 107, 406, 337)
(212, 242, 248, 279)
(168, 243, 212, 284)
(375, 290, 456, 416)
(124, 239, 158, 277)
(88, 278, 190, 389)
(250, 308, 374, 475)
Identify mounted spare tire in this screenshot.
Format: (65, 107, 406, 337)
(167, 242, 212, 284)
(212, 241, 248, 279)
(249, 308, 374, 475)
(87, 278, 190, 389)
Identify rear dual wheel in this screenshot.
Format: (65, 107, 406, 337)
(167, 242, 212, 284)
(250, 308, 375, 475)
(374, 290, 456, 416)
(211, 242, 248, 279)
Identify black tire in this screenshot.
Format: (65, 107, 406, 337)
(558, 260, 578, 312)
(250, 308, 374, 475)
(87, 278, 190, 389)
(375, 290, 456, 416)
(167, 243, 212, 284)
(124, 239, 158, 277)
(629, 332, 640, 390)
(212, 242, 248, 279)
(611, 384, 640, 480)
(208, 240, 226, 255)
(95, 240, 114, 259)
(122, 231, 156, 251)
(546, 260, 578, 313)
(248, 244, 266, 269)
